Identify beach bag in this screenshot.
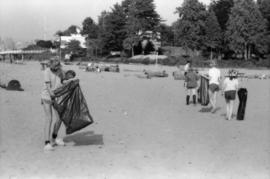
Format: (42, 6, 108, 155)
(6, 80, 24, 91)
(53, 80, 93, 134)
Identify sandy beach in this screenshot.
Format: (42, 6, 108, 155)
(0, 61, 269, 179)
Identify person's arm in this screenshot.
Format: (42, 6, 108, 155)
(221, 79, 226, 96)
(44, 69, 55, 98)
(235, 79, 239, 91)
(45, 82, 55, 98)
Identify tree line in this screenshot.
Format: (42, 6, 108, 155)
(36, 0, 270, 61)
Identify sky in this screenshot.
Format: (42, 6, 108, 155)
(0, 0, 211, 42)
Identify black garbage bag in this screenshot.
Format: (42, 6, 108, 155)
(198, 75, 209, 106)
(53, 79, 93, 134)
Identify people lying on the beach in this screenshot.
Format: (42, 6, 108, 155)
(41, 57, 66, 152)
(184, 68, 200, 105)
(208, 60, 221, 113)
(222, 69, 239, 120)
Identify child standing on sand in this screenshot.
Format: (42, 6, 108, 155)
(41, 58, 65, 151)
(222, 69, 239, 120)
(184, 68, 200, 105)
(208, 60, 221, 113)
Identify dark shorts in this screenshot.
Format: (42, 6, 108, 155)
(209, 83, 219, 92)
(225, 90, 236, 100)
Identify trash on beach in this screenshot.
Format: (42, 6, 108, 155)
(143, 70, 168, 78)
(172, 70, 185, 80)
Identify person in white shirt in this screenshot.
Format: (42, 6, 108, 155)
(184, 60, 191, 76)
(222, 69, 239, 120)
(208, 60, 221, 113)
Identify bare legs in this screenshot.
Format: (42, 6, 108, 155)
(209, 90, 217, 112)
(43, 102, 53, 142)
(42, 102, 62, 144)
(186, 88, 197, 105)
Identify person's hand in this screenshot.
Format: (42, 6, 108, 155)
(221, 91, 224, 96)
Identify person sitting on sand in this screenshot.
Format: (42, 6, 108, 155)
(208, 60, 221, 113)
(41, 57, 66, 151)
(222, 69, 239, 120)
(184, 68, 200, 105)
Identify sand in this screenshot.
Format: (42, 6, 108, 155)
(0, 62, 269, 179)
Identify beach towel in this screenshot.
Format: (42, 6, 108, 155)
(53, 79, 93, 134)
(198, 75, 209, 106)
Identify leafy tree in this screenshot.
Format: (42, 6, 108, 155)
(258, 0, 270, 54)
(124, 0, 161, 56)
(36, 40, 53, 49)
(258, 0, 270, 30)
(66, 40, 86, 58)
(157, 24, 174, 46)
(204, 10, 222, 59)
(174, 0, 207, 54)
(209, 0, 234, 31)
(81, 17, 99, 39)
(225, 0, 268, 60)
(123, 36, 140, 56)
(209, 0, 234, 58)
(99, 4, 127, 52)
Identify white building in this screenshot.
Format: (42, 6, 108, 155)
(59, 27, 87, 49)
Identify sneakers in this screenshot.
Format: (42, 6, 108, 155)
(44, 143, 54, 152)
(53, 138, 65, 146)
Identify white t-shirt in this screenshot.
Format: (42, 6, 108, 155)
(184, 63, 190, 72)
(223, 78, 239, 91)
(41, 68, 62, 100)
(208, 67, 221, 85)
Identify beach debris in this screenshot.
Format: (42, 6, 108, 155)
(172, 70, 185, 80)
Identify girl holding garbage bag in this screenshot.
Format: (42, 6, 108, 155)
(41, 57, 66, 151)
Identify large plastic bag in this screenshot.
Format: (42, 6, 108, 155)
(53, 79, 93, 134)
(198, 75, 209, 106)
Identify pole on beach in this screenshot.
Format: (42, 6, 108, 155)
(59, 36, 62, 61)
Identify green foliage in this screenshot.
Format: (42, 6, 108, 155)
(81, 17, 99, 39)
(125, 0, 161, 34)
(66, 40, 86, 58)
(36, 40, 54, 49)
(209, 0, 234, 31)
(225, 0, 268, 59)
(56, 25, 79, 36)
(157, 24, 174, 46)
(174, 0, 207, 52)
(258, 0, 270, 30)
(99, 4, 127, 52)
(204, 10, 222, 49)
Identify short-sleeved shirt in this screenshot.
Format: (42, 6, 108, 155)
(41, 68, 62, 100)
(208, 67, 221, 85)
(184, 64, 190, 72)
(223, 78, 239, 91)
(185, 71, 199, 88)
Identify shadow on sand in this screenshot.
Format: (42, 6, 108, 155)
(64, 131, 104, 146)
(199, 107, 221, 113)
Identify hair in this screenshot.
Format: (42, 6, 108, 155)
(65, 70, 76, 78)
